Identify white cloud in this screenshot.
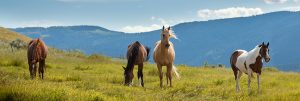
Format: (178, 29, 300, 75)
(120, 17, 172, 33)
(120, 24, 161, 33)
(197, 7, 264, 20)
(263, 0, 288, 4)
(281, 6, 300, 11)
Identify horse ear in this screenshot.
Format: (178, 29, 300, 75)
(162, 26, 165, 31)
(167, 26, 171, 30)
(36, 38, 41, 45)
(262, 42, 265, 45)
(128, 45, 131, 49)
(267, 42, 269, 47)
(122, 66, 126, 70)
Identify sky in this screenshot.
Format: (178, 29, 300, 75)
(1, 0, 300, 33)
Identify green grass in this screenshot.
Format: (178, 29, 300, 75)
(0, 47, 300, 101)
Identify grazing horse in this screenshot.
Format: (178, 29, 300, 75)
(27, 38, 48, 79)
(230, 42, 270, 94)
(153, 26, 180, 87)
(123, 41, 150, 87)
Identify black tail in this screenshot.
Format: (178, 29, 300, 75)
(145, 46, 150, 61)
(126, 42, 140, 69)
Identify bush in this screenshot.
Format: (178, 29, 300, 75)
(66, 76, 81, 81)
(74, 65, 92, 71)
(263, 67, 279, 72)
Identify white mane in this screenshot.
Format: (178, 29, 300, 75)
(166, 29, 178, 39)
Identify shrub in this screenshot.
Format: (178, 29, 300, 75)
(74, 65, 92, 71)
(10, 58, 25, 67)
(263, 67, 279, 72)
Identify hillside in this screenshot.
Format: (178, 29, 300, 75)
(0, 28, 299, 100)
(0, 27, 31, 43)
(12, 11, 300, 71)
(0, 45, 299, 100)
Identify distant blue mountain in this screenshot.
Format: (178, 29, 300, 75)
(12, 11, 300, 72)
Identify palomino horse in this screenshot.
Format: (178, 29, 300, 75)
(123, 41, 150, 87)
(27, 38, 48, 79)
(230, 42, 270, 94)
(153, 26, 180, 87)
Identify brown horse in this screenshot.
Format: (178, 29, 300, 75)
(27, 38, 48, 79)
(123, 41, 150, 87)
(153, 26, 180, 87)
(230, 42, 270, 95)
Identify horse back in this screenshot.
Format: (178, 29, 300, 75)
(127, 41, 147, 64)
(27, 39, 48, 63)
(232, 50, 248, 73)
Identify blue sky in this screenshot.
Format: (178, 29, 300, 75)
(1, 0, 300, 32)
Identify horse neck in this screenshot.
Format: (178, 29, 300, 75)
(160, 40, 169, 50)
(248, 46, 261, 61)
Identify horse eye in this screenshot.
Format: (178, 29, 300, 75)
(163, 34, 165, 37)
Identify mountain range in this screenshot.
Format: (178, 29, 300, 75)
(12, 11, 300, 71)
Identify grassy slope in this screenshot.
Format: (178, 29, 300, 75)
(0, 47, 299, 101)
(0, 27, 31, 43)
(0, 29, 299, 100)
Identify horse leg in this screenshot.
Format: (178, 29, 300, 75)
(138, 64, 144, 87)
(247, 71, 252, 95)
(28, 63, 34, 79)
(257, 74, 261, 93)
(236, 71, 242, 92)
(167, 64, 172, 87)
(166, 71, 169, 86)
(157, 64, 163, 87)
(33, 63, 38, 78)
(40, 60, 45, 79)
(38, 62, 42, 78)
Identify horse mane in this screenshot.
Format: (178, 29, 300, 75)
(125, 41, 140, 70)
(168, 29, 178, 39)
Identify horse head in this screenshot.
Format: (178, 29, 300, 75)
(259, 42, 270, 63)
(161, 26, 177, 48)
(123, 66, 133, 86)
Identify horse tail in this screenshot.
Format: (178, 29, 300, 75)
(145, 46, 150, 61)
(172, 65, 180, 79)
(126, 41, 140, 69)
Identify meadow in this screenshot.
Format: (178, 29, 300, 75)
(0, 44, 300, 101)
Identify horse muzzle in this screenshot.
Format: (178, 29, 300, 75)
(265, 58, 270, 63)
(124, 82, 132, 86)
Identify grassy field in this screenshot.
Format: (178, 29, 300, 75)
(0, 27, 299, 100)
(0, 45, 300, 101)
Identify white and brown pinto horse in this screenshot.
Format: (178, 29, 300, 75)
(153, 26, 180, 87)
(230, 42, 270, 94)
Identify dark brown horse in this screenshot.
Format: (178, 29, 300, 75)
(123, 41, 150, 87)
(27, 38, 48, 79)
